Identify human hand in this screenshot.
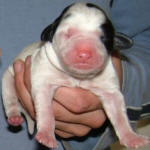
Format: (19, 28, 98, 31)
(13, 50, 122, 138)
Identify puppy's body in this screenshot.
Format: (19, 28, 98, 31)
(2, 2, 149, 149)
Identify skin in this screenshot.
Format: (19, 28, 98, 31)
(13, 50, 122, 138)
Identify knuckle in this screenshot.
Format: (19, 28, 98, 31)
(74, 126, 91, 137)
(55, 130, 73, 138)
(91, 120, 104, 128)
(75, 131, 89, 137)
(91, 112, 106, 128)
(71, 97, 89, 113)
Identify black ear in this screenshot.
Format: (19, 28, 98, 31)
(41, 4, 73, 42)
(114, 32, 133, 50)
(41, 18, 61, 42)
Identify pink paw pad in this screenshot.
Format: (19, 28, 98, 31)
(8, 116, 24, 126)
(120, 133, 149, 149)
(36, 131, 58, 148)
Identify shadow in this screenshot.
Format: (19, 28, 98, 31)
(35, 143, 50, 150)
(7, 125, 23, 133)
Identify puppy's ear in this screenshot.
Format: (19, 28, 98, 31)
(114, 32, 133, 50)
(41, 4, 73, 42)
(41, 17, 61, 42)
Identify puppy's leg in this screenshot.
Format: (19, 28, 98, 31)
(31, 82, 58, 148)
(2, 69, 24, 126)
(99, 90, 149, 149)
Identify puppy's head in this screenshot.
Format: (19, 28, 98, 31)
(41, 3, 132, 79)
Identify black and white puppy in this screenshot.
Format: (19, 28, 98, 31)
(2, 2, 149, 149)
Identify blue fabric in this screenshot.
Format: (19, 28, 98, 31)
(111, 0, 150, 37)
(0, 0, 150, 150)
(112, 0, 150, 119)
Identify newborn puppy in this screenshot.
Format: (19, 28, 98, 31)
(2, 2, 149, 149)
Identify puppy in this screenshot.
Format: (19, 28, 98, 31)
(2, 2, 149, 149)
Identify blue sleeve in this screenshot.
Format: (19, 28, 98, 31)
(111, 0, 150, 37)
(120, 30, 150, 121)
(112, 0, 150, 121)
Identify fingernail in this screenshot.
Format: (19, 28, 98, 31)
(14, 61, 23, 73)
(26, 56, 31, 66)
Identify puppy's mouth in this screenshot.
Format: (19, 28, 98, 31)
(73, 63, 93, 70)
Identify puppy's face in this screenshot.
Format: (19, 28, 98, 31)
(42, 3, 115, 79)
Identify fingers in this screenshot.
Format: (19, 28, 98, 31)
(54, 87, 102, 113)
(53, 100, 106, 129)
(54, 99, 105, 138)
(55, 121, 91, 138)
(24, 56, 31, 92)
(13, 58, 35, 119)
(55, 129, 74, 138)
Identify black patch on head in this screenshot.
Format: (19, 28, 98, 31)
(87, 3, 115, 52)
(101, 19, 115, 53)
(86, 3, 109, 15)
(86, 3, 103, 11)
(41, 3, 73, 42)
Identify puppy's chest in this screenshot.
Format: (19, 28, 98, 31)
(49, 71, 118, 97)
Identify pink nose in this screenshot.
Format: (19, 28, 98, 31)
(77, 50, 92, 60)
